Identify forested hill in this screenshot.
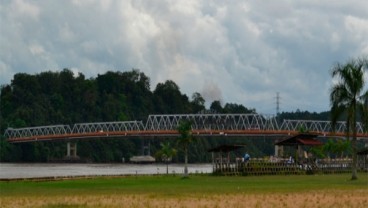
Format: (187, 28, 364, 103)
(278, 110, 330, 121)
(0, 69, 330, 162)
(0, 69, 257, 131)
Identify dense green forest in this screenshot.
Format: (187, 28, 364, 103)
(0, 69, 331, 162)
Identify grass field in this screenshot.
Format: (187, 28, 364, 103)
(1, 174, 367, 207)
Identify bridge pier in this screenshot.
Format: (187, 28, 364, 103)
(65, 142, 79, 160)
(297, 145, 304, 161)
(275, 145, 284, 157)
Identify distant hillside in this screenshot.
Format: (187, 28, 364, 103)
(0, 69, 332, 162)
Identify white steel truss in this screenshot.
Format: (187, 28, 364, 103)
(72, 121, 144, 133)
(3, 114, 367, 140)
(4, 125, 71, 139)
(280, 120, 364, 135)
(144, 114, 279, 131)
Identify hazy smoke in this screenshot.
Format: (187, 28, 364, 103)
(201, 81, 223, 105)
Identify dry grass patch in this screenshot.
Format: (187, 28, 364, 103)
(1, 174, 367, 207)
(1, 189, 368, 208)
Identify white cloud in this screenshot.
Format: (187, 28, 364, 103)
(11, 0, 40, 20)
(59, 23, 76, 43)
(1, 0, 368, 114)
(0, 60, 11, 86)
(29, 44, 45, 56)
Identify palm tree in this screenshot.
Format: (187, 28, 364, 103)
(156, 141, 177, 174)
(177, 120, 194, 178)
(330, 57, 368, 180)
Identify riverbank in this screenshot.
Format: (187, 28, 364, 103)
(0, 163, 212, 179)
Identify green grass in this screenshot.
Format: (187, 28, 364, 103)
(0, 174, 367, 197)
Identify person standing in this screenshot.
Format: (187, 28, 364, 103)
(244, 153, 250, 162)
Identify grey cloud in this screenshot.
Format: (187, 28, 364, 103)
(1, 0, 367, 114)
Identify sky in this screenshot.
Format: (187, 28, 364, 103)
(1, 0, 368, 115)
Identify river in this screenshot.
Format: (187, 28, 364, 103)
(0, 163, 213, 179)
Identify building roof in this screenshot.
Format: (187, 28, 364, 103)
(275, 133, 323, 146)
(208, 144, 246, 153)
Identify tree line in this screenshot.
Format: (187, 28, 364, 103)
(0, 69, 333, 162)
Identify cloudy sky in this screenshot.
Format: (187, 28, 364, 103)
(1, 0, 368, 114)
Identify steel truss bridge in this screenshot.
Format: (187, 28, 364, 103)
(4, 114, 368, 143)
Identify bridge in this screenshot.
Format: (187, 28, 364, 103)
(4, 114, 367, 143)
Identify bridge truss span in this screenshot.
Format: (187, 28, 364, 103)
(72, 121, 145, 134)
(3, 114, 368, 142)
(280, 120, 365, 136)
(4, 125, 72, 142)
(145, 114, 279, 132)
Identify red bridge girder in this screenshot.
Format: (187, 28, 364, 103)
(4, 114, 368, 143)
(6, 129, 367, 143)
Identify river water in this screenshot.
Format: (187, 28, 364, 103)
(0, 163, 213, 179)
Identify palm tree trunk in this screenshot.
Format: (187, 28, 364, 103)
(166, 160, 169, 175)
(351, 136, 358, 180)
(351, 107, 358, 180)
(184, 147, 188, 177)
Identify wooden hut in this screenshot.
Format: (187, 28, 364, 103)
(208, 144, 306, 176)
(208, 144, 246, 175)
(274, 133, 323, 161)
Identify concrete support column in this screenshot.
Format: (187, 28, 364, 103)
(67, 142, 71, 157)
(297, 145, 303, 161)
(71, 142, 77, 157)
(66, 142, 77, 158)
(275, 145, 284, 157)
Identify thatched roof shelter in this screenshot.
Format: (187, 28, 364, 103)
(208, 144, 246, 153)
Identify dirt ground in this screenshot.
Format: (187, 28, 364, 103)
(1, 189, 368, 208)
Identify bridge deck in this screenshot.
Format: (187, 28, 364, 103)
(4, 114, 367, 143)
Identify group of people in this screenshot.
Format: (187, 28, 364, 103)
(242, 153, 297, 164)
(242, 152, 296, 164)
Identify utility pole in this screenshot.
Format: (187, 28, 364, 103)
(275, 92, 280, 116)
